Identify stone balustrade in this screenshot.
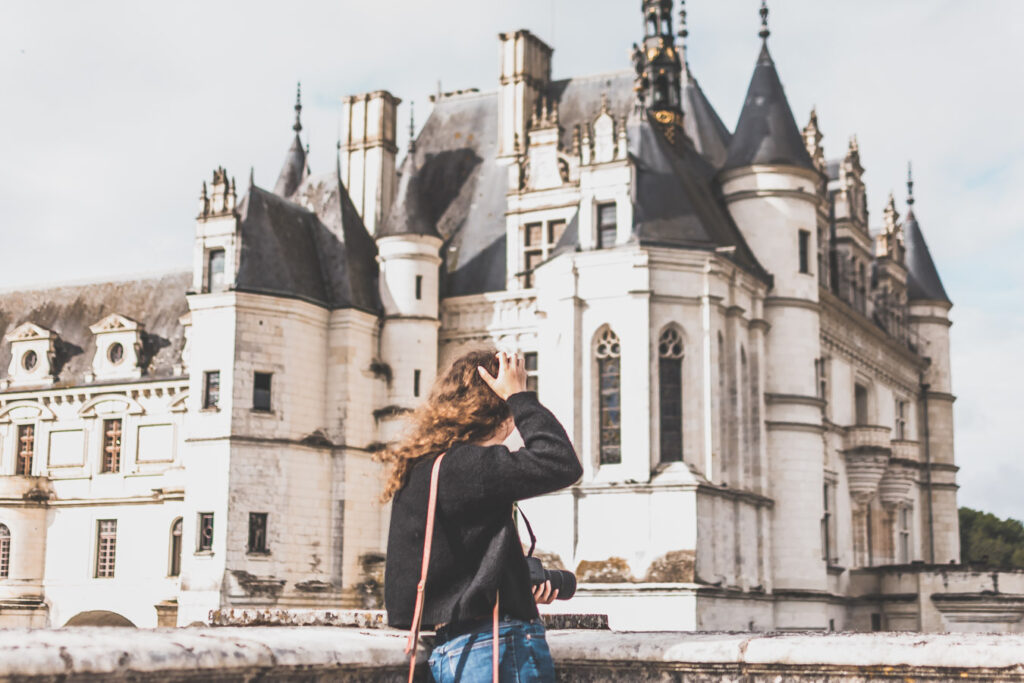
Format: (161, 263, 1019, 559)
(891, 439, 921, 463)
(2, 627, 1024, 682)
(843, 424, 893, 453)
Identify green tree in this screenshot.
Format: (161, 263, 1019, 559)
(959, 507, 1024, 569)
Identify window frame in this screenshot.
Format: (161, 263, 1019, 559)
(196, 512, 214, 553)
(100, 418, 123, 474)
(253, 371, 272, 412)
(169, 517, 183, 577)
(203, 371, 221, 410)
(205, 248, 226, 293)
(0, 523, 10, 579)
(596, 202, 617, 249)
(520, 218, 566, 288)
(524, 352, 539, 394)
(657, 327, 684, 463)
(898, 505, 912, 564)
(95, 519, 117, 579)
(595, 328, 622, 466)
(894, 398, 908, 441)
(15, 423, 34, 476)
(247, 512, 270, 554)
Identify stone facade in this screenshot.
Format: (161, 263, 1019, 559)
(0, 1, 1010, 633)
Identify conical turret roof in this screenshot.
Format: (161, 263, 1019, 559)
(903, 209, 950, 303)
(723, 44, 813, 172)
(273, 134, 309, 198)
(681, 71, 732, 168)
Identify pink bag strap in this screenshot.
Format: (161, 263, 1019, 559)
(404, 452, 500, 683)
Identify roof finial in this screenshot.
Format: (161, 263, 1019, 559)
(678, 1, 689, 67)
(293, 81, 303, 134)
(759, 0, 770, 42)
(906, 161, 915, 206)
(249, 167, 254, 188)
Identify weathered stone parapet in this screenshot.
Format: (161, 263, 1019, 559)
(2, 628, 1024, 682)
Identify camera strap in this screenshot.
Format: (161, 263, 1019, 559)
(516, 505, 540, 557)
(405, 452, 500, 683)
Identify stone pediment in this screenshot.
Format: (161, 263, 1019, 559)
(88, 314, 141, 335)
(4, 322, 54, 343)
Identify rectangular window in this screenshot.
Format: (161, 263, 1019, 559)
(206, 248, 226, 293)
(197, 513, 214, 552)
(894, 398, 908, 440)
(413, 370, 421, 398)
(659, 357, 683, 462)
(598, 356, 622, 464)
(0, 527, 9, 578)
(548, 220, 566, 245)
(95, 520, 117, 578)
(247, 512, 269, 554)
(415, 275, 423, 300)
(821, 482, 837, 564)
(203, 371, 220, 410)
(597, 203, 617, 249)
(798, 229, 811, 274)
(520, 218, 567, 288)
(524, 352, 539, 393)
(169, 518, 182, 577)
(898, 506, 911, 563)
(854, 384, 869, 426)
(101, 419, 123, 473)
(253, 372, 272, 412)
(16, 424, 34, 476)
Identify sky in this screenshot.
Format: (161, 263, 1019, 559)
(1, 2, 1022, 520)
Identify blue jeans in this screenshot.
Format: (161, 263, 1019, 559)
(428, 617, 555, 682)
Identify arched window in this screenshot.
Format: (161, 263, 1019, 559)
(169, 518, 183, 577)
(658, 327, 684, 463)
(0, 524, 9, 579)
(595, 328, 622, 465)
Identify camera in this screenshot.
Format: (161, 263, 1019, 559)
(525, 556, 577, 600)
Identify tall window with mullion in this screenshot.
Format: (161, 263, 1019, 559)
(15, 424, 34, 476)
(521, 219, 566, 288)
(0, 524, 10, 579)
(101, 418, 123, 473)
(95, 519, 117, 578)
(658, 327, 684, 462)
(597, 203, 617, 248)
(595, 328, 622, 465)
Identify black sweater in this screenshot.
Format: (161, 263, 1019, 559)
(384, 392, 582, 629)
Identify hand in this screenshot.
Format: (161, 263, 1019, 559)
(532, 580, 558, 605)
(477, 351, 527, 401)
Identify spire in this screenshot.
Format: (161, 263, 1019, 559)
(722, 5, 813, 171)
(249, 167, 255, 188)
(408, 101, 416, 154)
(273, 83, 310, 198)
(902, 174, 950, 303)
(906, 161, 915, 207)
(678, 0, 689, 74)
(293, 82, 303, 134)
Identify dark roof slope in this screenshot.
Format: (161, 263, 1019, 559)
(903, 210, 950, 303)
(681, 71, 732, 168)
(273, 134, 309, 198)
(377, 152, 442, 239)
(399, 91, 506, 297)
(628, 110, 769, 281)
(0, 272, 190, 388)
(235, 180, 380, 312)
(546, 71, 636, 151)
(723, 44, 813, 172)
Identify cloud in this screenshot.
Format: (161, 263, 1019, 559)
(1, 0, 1021, 517)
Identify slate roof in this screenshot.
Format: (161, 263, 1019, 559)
(237, 177, 380, 312)
(0, 272, 190, 389)
(377, 151, 442, 239)
(627, 110, 769, 281)
(723, 44, 814, 172)
(545, 71, 636, 152)
(903, 209, 950, 303)
(681, 70, 732, 168)
(273, 134, 309, 198)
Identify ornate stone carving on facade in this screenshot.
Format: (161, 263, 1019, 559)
(876, 193, 907, 264)
(3, 323, 57, 389)
(86, 314, 144, 383)
(802, 108, 826, 177)
(199, 167, 236, 219)
(842, 425, 893, 505)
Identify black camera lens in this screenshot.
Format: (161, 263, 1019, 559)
(525, 557, 577, 600)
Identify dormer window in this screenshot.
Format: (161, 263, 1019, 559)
(206, 249, 226, 293)
(3, 322, 56, 389)
(87, 314, 142, 382)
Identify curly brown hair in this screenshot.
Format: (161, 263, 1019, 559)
(378, 349, 512, 501)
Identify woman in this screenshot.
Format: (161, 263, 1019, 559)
(382, 349, 582, 682)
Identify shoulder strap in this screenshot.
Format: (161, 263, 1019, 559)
(406, 452, 446, 677)
(405, 451, 500, 683)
